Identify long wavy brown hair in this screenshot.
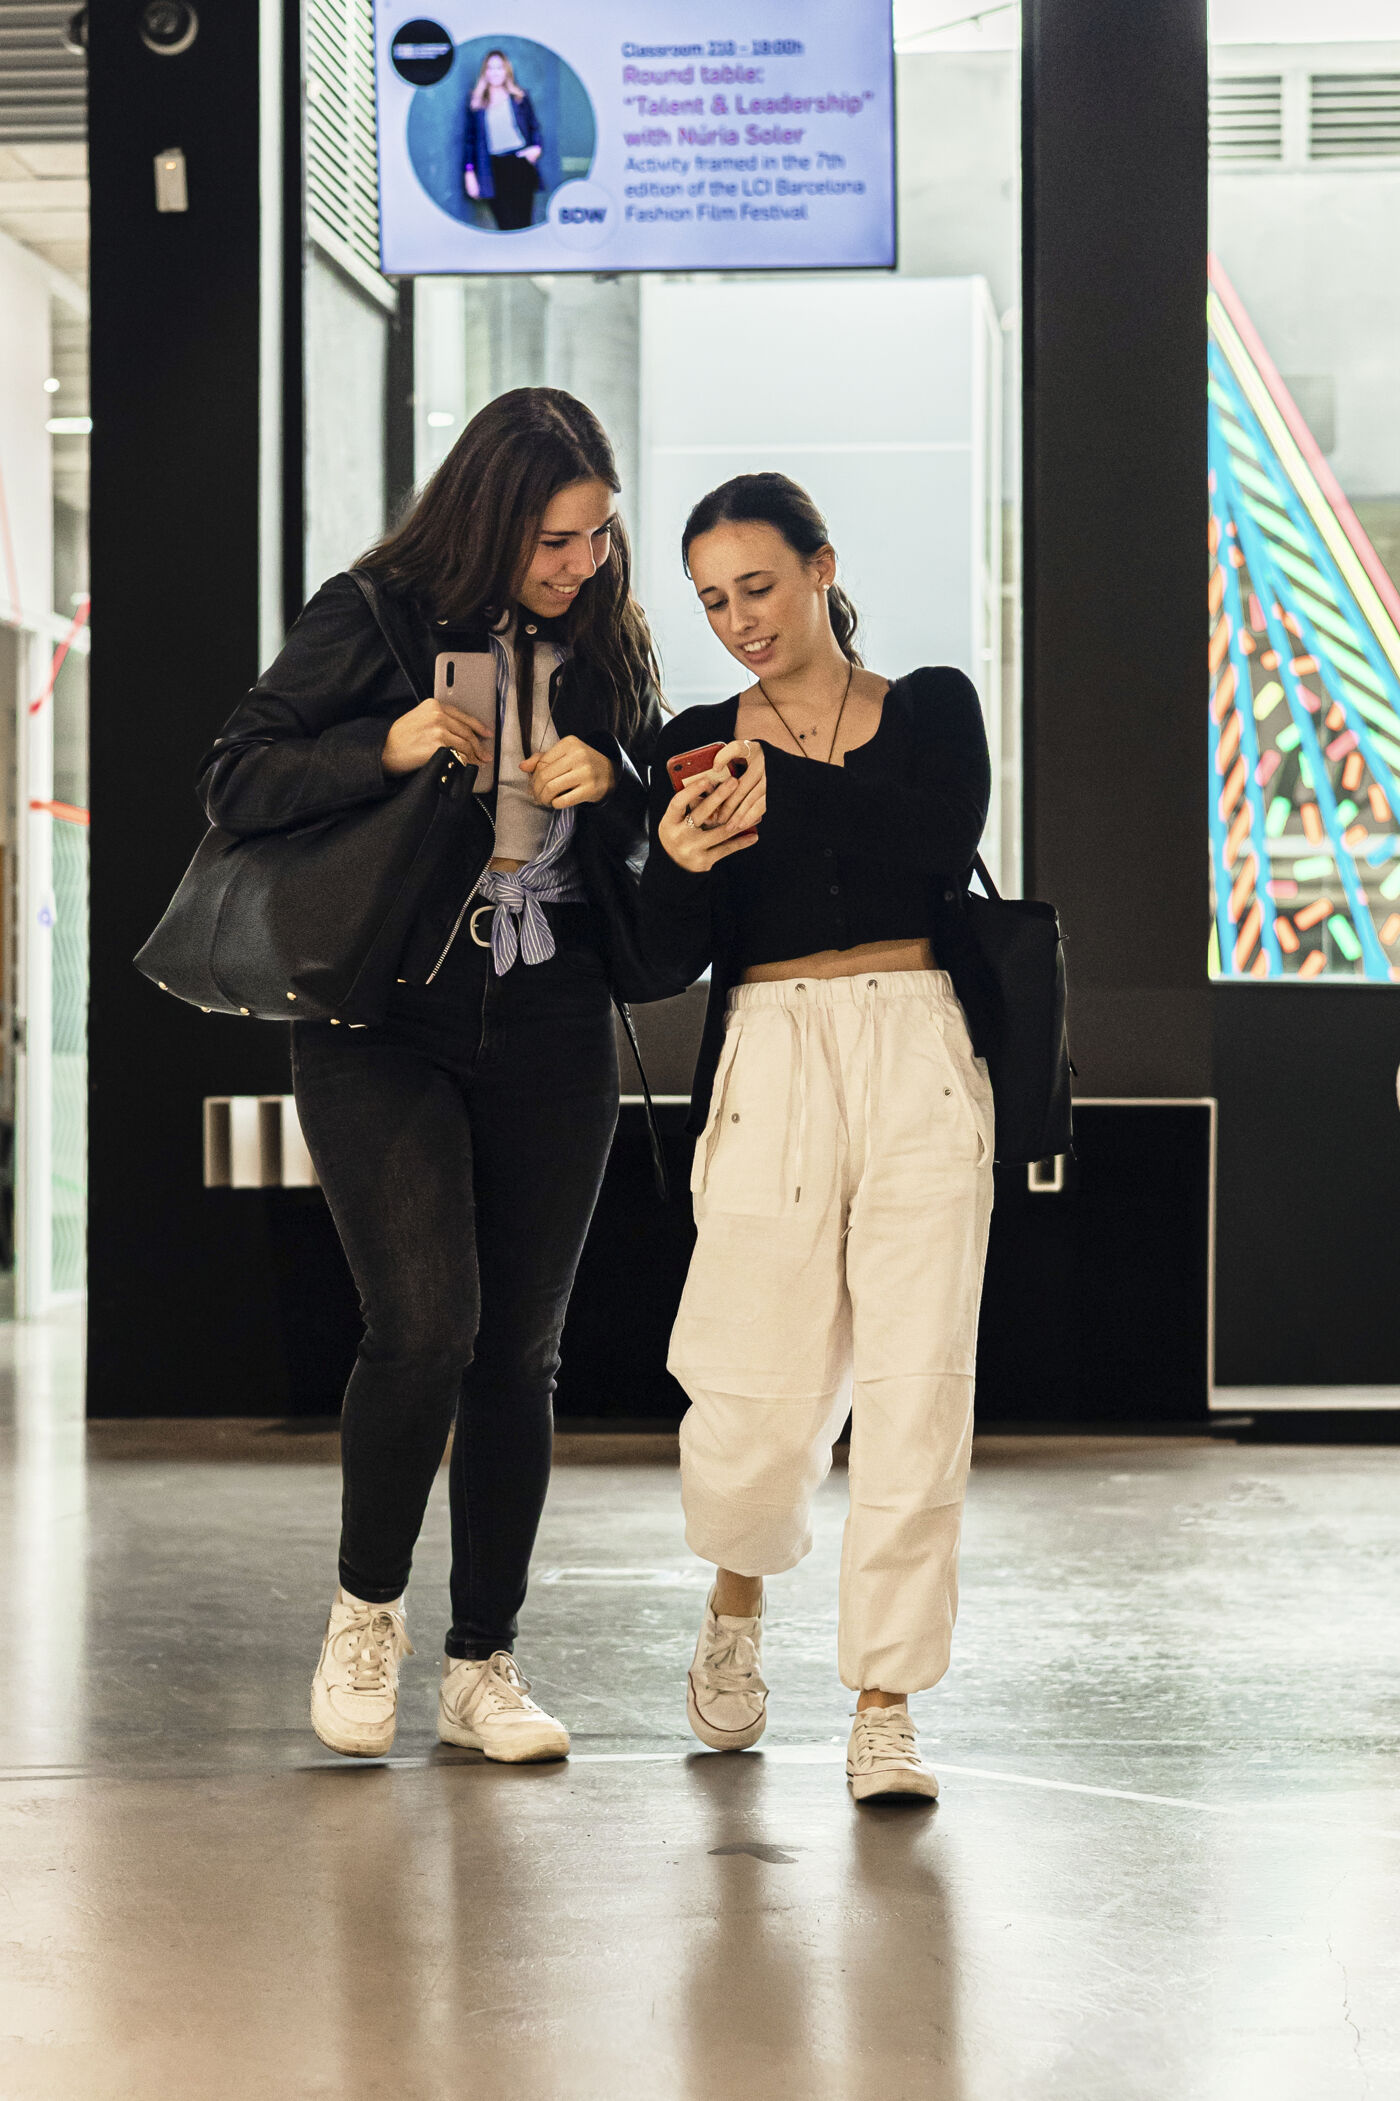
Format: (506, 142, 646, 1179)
(470, 50, 525, 108)
(357, 389, 660, 741)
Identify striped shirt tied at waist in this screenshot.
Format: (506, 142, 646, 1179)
(472, 804, 586, 973)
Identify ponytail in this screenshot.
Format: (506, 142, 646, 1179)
(825, 583, 861, 667)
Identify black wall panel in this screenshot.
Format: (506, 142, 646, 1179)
(87, 6, 298, 1414)
(1023, 1, 1400, 1390)
(1023, 0, 1211, 1098)
(1214, 987, 1400, 1384)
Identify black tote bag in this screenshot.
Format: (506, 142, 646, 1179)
(964, 854, 1074, 1165)
(134, 576, 489, 1024)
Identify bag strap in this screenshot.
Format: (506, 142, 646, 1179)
(349, 569, 422, 701)
(613, 995, 669, 1202)
(972, 852, 1001, 902)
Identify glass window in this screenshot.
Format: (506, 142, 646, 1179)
(1208, 14, 1400, 979)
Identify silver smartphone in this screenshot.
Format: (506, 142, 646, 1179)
(434, 652, 496, 792)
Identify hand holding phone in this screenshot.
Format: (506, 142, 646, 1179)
(659, 737, 765, 872)
(381, 654, 497, 781)
(666, 741, 740, 798)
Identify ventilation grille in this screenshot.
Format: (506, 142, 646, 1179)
(0, 2, 86, 143)
(1309, 74, 1400, 159)
(304, 0, 383, 281)
(1209, 76, 1283, 161)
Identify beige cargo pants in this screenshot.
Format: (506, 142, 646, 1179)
(670, 970, 995, 1693)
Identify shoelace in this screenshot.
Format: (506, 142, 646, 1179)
(703, 1625, 768, 1696)
(852, 1710, 918, 1766)
(336, 1609, 413, 1695)
(475, 1653, 539, 1714)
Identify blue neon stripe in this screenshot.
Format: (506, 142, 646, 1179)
(1213, 438, 1390, 979)
(1208, 473, 1282, 976)
(1210, 343, 1400, 793)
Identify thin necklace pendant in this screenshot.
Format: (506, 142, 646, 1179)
(757, 661, 854, 764)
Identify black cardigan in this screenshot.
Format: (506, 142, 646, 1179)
(198, 570, 674, 997)
(639, 668, 995, 1134)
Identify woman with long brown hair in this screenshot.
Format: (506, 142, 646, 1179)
(463, 49, 544, 232)
(200, 390, 666, 1763)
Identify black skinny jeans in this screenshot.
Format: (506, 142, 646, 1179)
(290, 902, 618, 1658)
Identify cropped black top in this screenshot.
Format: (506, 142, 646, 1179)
(724, 698, 931, 970)
(640, 666, 993, 1133)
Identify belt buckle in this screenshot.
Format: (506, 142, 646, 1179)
(469, 904, 494, 949)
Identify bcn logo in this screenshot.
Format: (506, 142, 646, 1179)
(560, 206, 607, 224)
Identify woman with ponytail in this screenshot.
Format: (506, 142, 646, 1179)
(640, 472, 995, 1803)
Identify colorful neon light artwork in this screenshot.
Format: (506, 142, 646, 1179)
(1208, 259, 1400, 982)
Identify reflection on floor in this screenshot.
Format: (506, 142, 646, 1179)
(2, 1310, 1399, 2098)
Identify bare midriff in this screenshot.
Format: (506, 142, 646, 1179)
(740, 936, 936, 985)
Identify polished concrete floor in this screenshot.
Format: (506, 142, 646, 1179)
(3, 1314, 1399, 2098)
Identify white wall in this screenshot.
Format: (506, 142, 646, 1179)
(0, 229, 53, 627)
(0, 230, 60, 1311)
(638, 274, 1006, 881)
(897, 50, 1020, 504)
(303, 250, 389, 590)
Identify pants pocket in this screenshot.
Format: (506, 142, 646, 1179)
(902, 1017, 988, 1167)
(966, 1051, 995, 1164)
(691, 1014, 794, 1218)
(940, 1033, 992, 1167)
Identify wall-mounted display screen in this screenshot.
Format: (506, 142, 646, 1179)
(373, 2, 895, 275)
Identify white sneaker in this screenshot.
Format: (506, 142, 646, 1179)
(437, 1651, 571, 1762)
(686, 1588, 768, 1751)
(846, 1706, 940, 1802)
(310, 1587, 414, 1758)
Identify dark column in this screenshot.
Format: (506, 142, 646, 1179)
(1023, 0, 1211, 1095)
(384, 282, 416, 532)
(280, 0, 306, 627)
(87, 4, 311, 1413)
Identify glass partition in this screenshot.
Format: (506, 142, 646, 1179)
(409, 2, 1024, 885)
(1208, 19, 1400, 979)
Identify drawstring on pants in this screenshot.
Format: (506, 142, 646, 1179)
(859, 977, 882, 1165)
(788, 983, 809, 1204)
(715, 972, 954, 1215)
(780, 977, 883, 1208)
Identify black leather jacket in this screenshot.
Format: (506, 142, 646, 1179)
(197, 570, 677, 998)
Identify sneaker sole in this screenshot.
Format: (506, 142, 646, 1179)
(310, 1686, 396, 1759)
(686, 1674, 767, 1752)
(437, 1712, 570, 1762)
(847, 1766, 940, 1803)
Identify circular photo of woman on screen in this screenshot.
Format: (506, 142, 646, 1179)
(405, 35, 597, 234)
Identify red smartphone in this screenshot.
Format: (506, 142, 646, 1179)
(666, 741, 738, 794)
(666, 741, 757, 839)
